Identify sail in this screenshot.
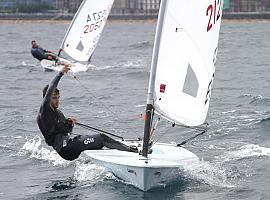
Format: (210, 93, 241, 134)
(60, 0, 114, 62)
(153, 0, 223, 126)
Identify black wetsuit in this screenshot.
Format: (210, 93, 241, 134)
(31, 46, 56, 61)
(37, 72, 135, 161)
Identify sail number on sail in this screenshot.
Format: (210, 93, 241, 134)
(206, 0, 222, 32)
(84, 9, 108, 34)
(205, 47, 218, 105)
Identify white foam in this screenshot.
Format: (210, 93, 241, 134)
(21, 136, 69, 166)
(73, 162, 108, 182)
(123, 60, 144, 68)
(221, 110, 236, 114)
(221, 144, 270, 162)
(254, 95, 263, 100)
(21, 61, 36, 67)
(208, 145, 225, 150)
(91, 60, 145, 71)
(135, 104, 145, 108)
(12, 136, 23, 139)
(95, 65, 115, 70)
(0, 144, 8, 149)
(181, 159, 235, 188)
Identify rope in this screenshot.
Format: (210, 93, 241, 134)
(150, 116, 160, 139)
(149, 117, 209, 147)
(68, 73, 141, 139)
(76, 122, 124, 141)
(71, 74, 121, 121)
(177, 130, 207, 146)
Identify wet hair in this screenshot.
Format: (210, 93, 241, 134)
(43, 84, 59, 98)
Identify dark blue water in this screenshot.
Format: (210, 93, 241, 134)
(0, 20, 270, 199)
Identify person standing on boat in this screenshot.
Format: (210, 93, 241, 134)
(31, 40, 58, 61)
(37, 65, 138, 161)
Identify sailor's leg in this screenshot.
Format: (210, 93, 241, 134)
(45, 53, 57, 61)
(100, 134, 138, 153)
(58, 134, 104, 161)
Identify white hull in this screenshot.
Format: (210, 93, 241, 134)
(84, 141, 199, 191)
(40, 57, 92, 73)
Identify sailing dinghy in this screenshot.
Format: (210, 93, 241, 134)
(85, 0, 223, 191)
(41, 0, 114, 72)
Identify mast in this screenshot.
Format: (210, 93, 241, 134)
(142, 0, 168, 157)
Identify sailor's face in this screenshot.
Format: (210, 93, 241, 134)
(50, 94, 60, 109)
(32, 41, 38, 48)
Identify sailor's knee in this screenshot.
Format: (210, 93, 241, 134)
(59, 152, 79, 161)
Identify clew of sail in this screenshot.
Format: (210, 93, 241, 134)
(153, 0, 223, 126)
(59, 0, 114, 62)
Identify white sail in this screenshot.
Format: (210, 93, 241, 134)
(153, 0, 223, 126)
(60, 0, 114, 62)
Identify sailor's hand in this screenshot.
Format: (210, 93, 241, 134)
(67, 117, 77, 125)
(60, 64, 70, 74)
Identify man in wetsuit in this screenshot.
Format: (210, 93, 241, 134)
(37, 65, 138, 161)
(31, 40, 57, 61)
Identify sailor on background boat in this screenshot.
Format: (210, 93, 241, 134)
(37, 65, 138, 161)
(31, 40, 58, 62)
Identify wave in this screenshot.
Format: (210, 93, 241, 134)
(260, 116, 270, 123)
(44, 162, 112, 192)
(249, 95, 270, 105)
(121, 60, 146, 69)
(90, 65, 116, 71)
(21, 136, 70, 167)
(219, 144, 270, 162)
(221, 110, 236, 114)
(238, 94, 253, 98)
(0, 144, 15, 152)
(21, 61, 37, 67)
(135, 104, 145, 108)
(20, 136, 122, 190)
(6, 61, 39, 70)
(50, 178, 77, 191)
(237, 94, 270, 106)
(128, 41, 152, 49)
(91, 61, 145, 71)
(181, 159, 235, 188)
(73, 162, 109, 182)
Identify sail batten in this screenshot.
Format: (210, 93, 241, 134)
(59, 0, 114, 62)
(149, 0, 223, 127)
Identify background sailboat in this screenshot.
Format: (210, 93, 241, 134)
(85, 0, 223, 191)
(41, 0, 114, 73)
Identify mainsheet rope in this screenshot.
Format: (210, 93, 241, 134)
(68, 72, 141, 139)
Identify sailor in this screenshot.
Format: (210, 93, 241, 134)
(37, 65, 138, 161)
(31, 40, 57, 61)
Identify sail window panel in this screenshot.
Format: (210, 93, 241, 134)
(182, 64, 199, 98)
(76, 41, 85, 52)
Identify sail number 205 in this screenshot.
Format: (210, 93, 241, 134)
(206, 0, 222, 32)
(83, 9, 107, 34)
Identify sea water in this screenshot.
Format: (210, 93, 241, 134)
(0, 20, 270, 199)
